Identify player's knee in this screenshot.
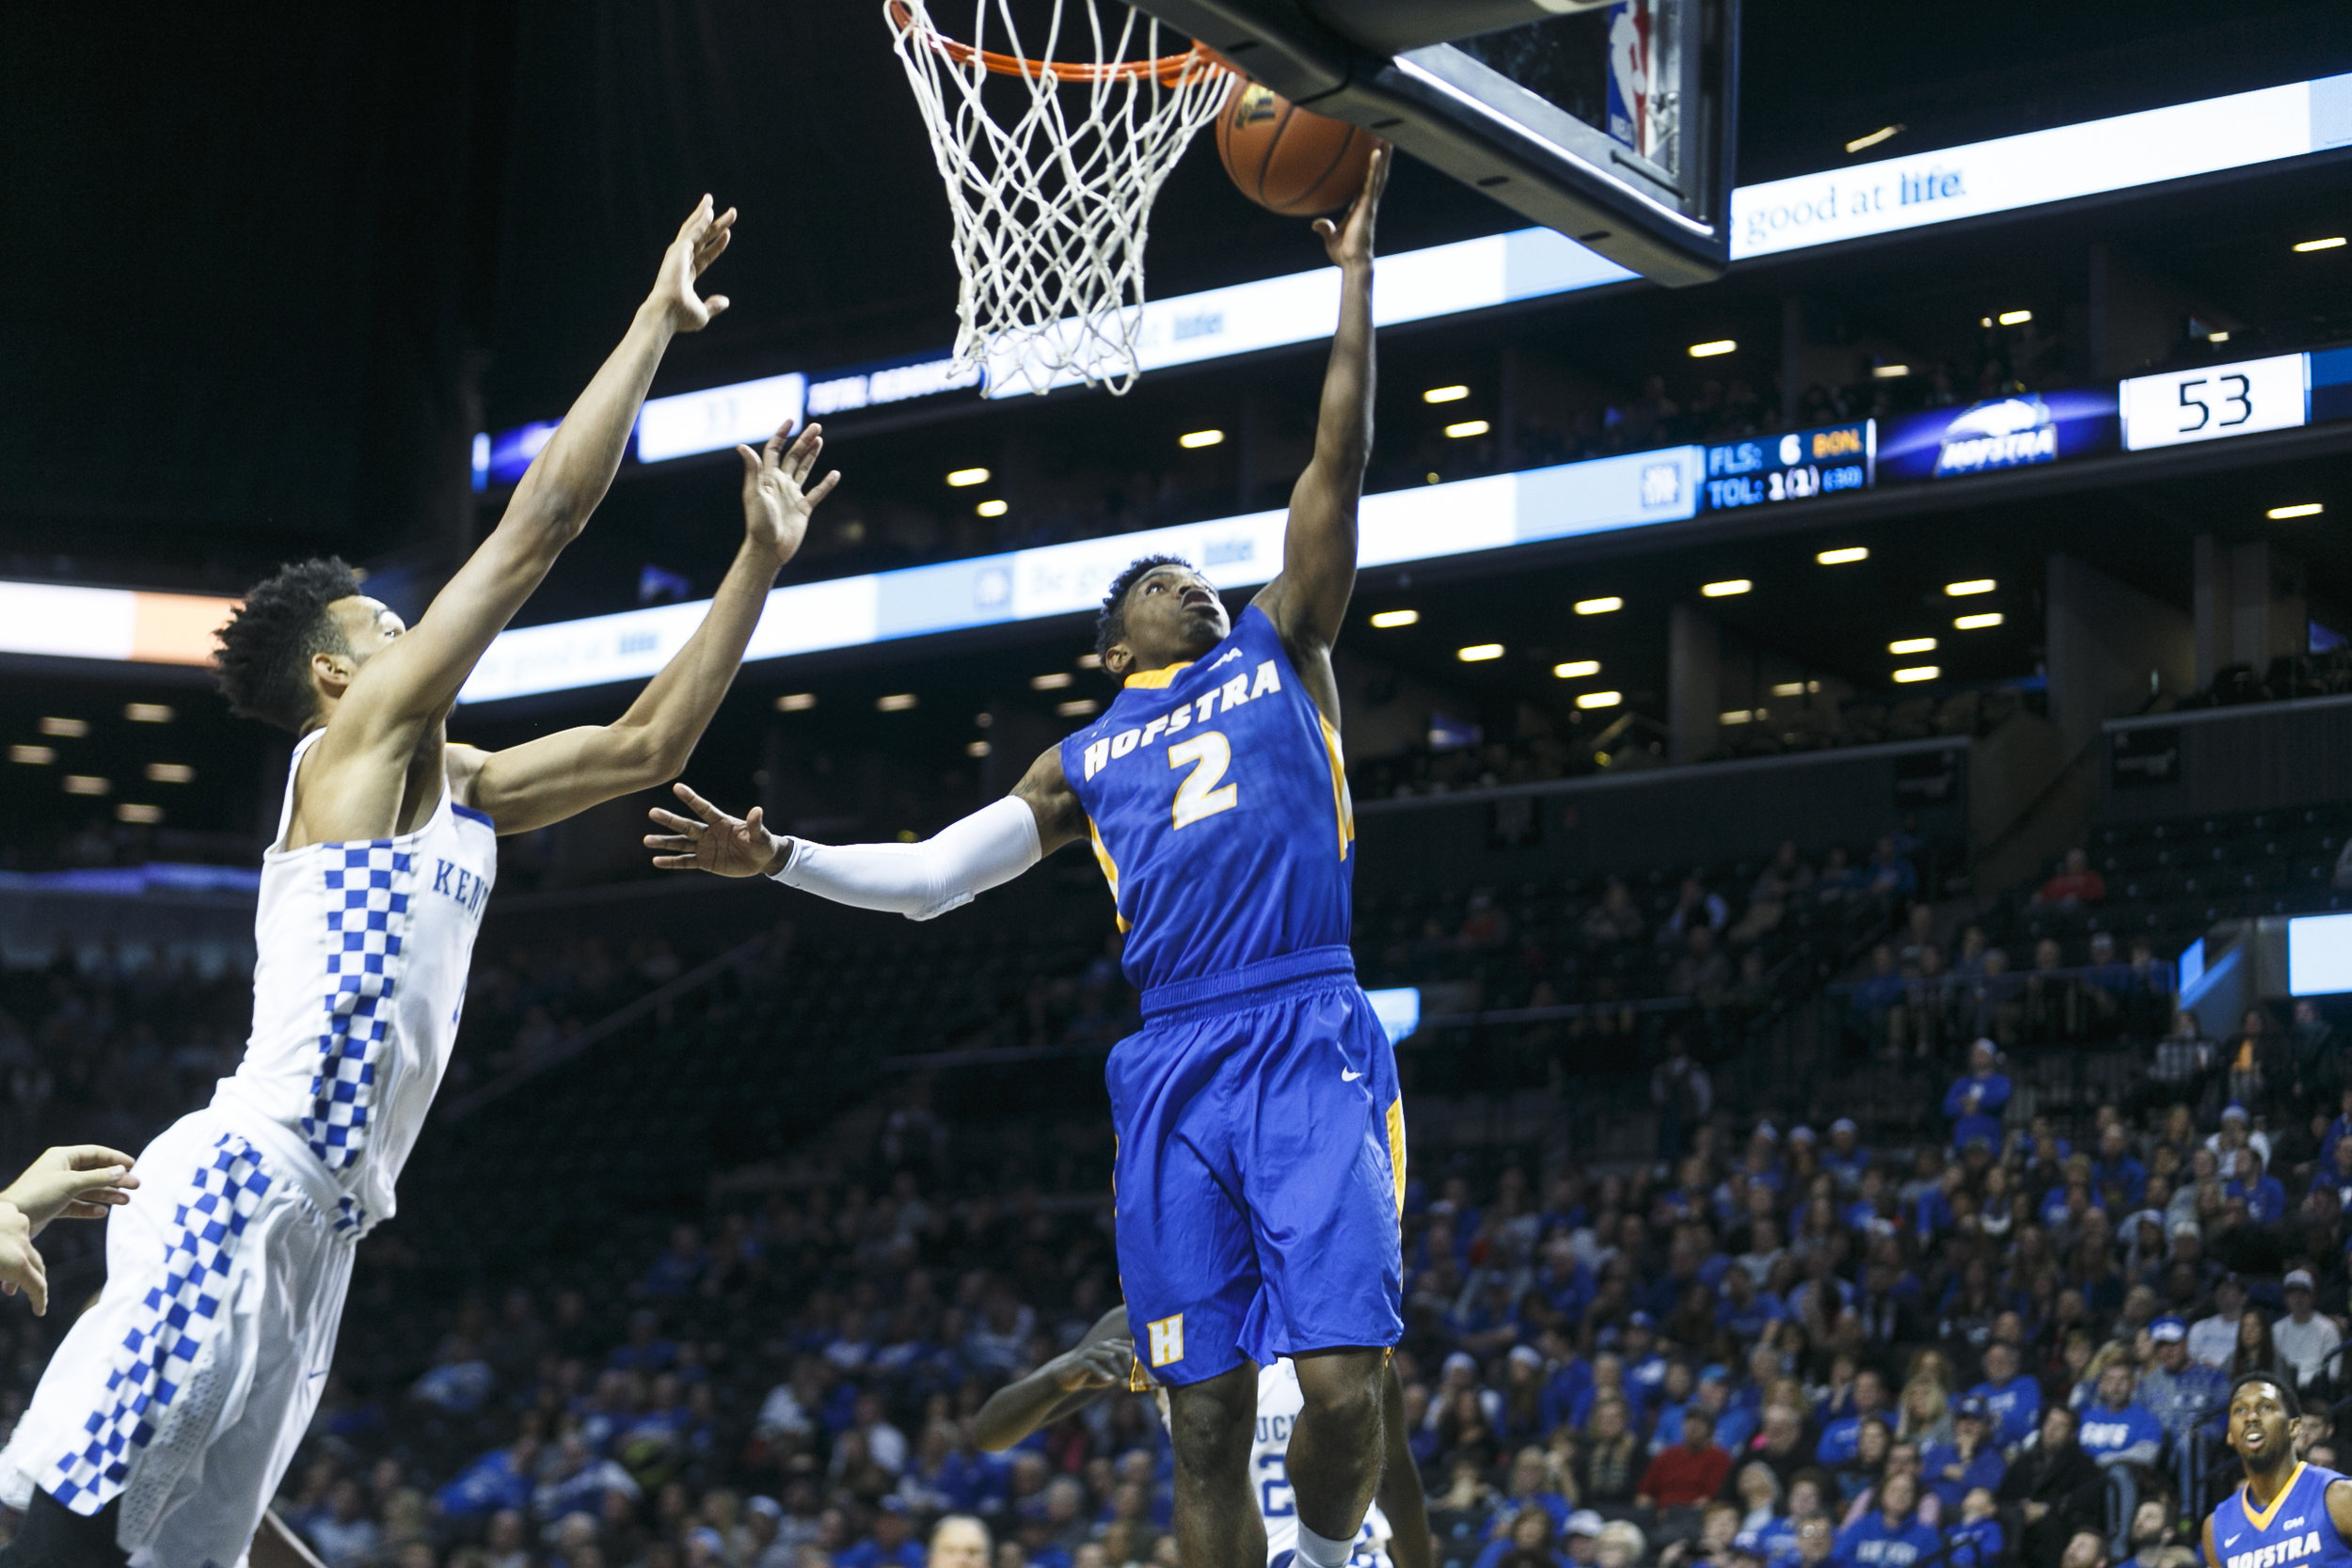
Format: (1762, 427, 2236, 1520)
(1295, 1352, 1386, 1433)
(1168, 1374, 1256, 1471)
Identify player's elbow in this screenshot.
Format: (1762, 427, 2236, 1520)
(611, 725, 694, 790)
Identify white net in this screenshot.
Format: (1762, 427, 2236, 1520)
(885, 0, 1230, 397)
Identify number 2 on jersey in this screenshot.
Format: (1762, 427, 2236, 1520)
(1168, 731, 1239, 828)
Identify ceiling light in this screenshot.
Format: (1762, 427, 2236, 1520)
(776, 692, 816, 711)
(876, 693, 918, 712)
(1871, 365, 1909, 379)
(974, 712, 993, 728)
(1575, 596, 1623, 615)
(1423, 386, 1470, 404)
(946, 467, 990, 487)
(8, 746, 53, 766)
(966, 740, 992, 758)
(1057, 699, 1100, 718)
(976, 499, 1009, 518)
(1845, 123, 1903, 153)
(63, 775, 109, 796)
(39, 717, 87, 738)
(1893, 666, 1940, 684)
(1889, 637, 1937, 655)
(1554, 660, 1600, 679)
(2207, 330, 2231, 343)
(1771, 681, 1820, 697)
(1577, 690, 1623, 709)
(145, 763, 195, 784)
(2269, 502, 2324, 519)
(1817, 546, 1868, 564)
(1945, 579, 1995, 596)
(1031, 672, 1073, 690)
(1954, 612, 2004, 630)
(1179, 429, 1225, 449)
(116, 803, 162, 825)
(1701, 579, 1752, 597)
(1076, 653, 1103, 670)
(2295, 236, 2347, 252)
(1369, 609, 1419, 628)
(1721, 709, 1767, 725)
(1443, 420, 1490, 439)
(124, 703, 173, 723)
(1689, 340, 1737, 358)
(1997, 309, 2032, 325)
(1979, 317, 1993, 327)
(1425, 472, 1441, 484)
(1457, 643, 1504, 662)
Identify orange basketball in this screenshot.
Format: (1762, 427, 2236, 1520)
(1215, 78, 1378, 217)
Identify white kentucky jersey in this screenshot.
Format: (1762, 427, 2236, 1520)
(214, 728, 495, 1236)
(1152, 1358, 1392, 1568)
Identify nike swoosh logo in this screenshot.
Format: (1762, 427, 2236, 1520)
(1341, 1069, 1362, 1081)
(2225, 1537, 2240, 1547)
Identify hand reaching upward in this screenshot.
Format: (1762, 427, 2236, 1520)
(739, 420, 840, 566)
(649, 195, 738, 333)
(646, 784, 788, 878)
(3, 1144, 138, 1233)
(1313, 142, 1390, 270)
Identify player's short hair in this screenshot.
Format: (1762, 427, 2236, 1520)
(214, 557, 365, 732)
(1094, 554, 1196, 667)
(2229, 1370, 2302, 1421)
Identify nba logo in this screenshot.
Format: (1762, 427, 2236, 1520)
(1607, 0, 1655, 158)
(1146, 1313, 1185, 1367)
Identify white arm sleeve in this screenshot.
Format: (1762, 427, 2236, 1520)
(770, 794, 1042, 921)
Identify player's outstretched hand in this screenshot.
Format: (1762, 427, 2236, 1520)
(1048, 1336, 1135, 1394)
(2, 1145, 138, 1234)
(649, 195, 738, 334)
(739, 420, 841, 567)
(0, 1204, 46, 1316)
(1313, 142, 1390, 270)
(646, 784, 788, 878)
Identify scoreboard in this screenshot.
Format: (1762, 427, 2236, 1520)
(1703, 421, 1874, 511)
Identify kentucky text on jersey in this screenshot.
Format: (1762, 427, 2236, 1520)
(431, 858, 491, 917)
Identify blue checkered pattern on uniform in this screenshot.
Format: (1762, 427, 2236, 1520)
(47, 1134, 272, 1515)
(303, 841, 413, 1172)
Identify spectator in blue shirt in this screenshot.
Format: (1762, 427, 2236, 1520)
(2135, 1316, 2228, 1444)
(1966, 1341, 2042, 1451)
(1822, 1120, 1871, 1193)
(1920, 1397, 2006, 1513)
(436, 1434, 541, 1519)
(2223, 1148, 2286, 1225)
(1830, 1472, 1938, 1568)
(2074, 1362, 2163, 1469)
(1944, 1041, 2010, 1152)
(1817, 1370, 1892, 1467)
(1945, 1488, 2005, 1568)
(2090, 1125, 2148, 1209)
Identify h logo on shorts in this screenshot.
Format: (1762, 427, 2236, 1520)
(1146, 1313, 1185, 1368)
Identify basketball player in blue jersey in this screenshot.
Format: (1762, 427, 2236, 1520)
(2202, 1372, 2352, 1568)
(647, 149, 1397, 1568)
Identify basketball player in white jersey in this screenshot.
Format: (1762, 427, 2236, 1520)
(970, 1306, 1431, 1568)
(0, 196, 840, 1568)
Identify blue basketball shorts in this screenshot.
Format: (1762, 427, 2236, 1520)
(1106, 944, 1405, 1386)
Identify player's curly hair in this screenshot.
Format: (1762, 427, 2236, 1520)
(1094, 554, 1196, 671)
(214, 556, 365, 733)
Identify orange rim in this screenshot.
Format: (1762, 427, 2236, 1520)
(887, 1, 1229, 87)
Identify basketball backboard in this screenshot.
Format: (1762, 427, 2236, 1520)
(1128, 0, 1740, 285)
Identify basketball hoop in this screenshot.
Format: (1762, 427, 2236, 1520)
(885, 0, 1232, 397)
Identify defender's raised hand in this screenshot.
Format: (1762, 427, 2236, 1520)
(2, 1144, 138, 1233)
(646, 783, 787, 878)
(651, 195, 738, 333)
(1313, 142, 1390, 269)
(739, 420, 840, 566)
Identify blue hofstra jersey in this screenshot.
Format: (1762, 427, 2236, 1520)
(1061, 606, 1354, 995)
(2213, 1464, 2352, 1568)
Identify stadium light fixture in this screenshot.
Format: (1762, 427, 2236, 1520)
(1179, 429, 1225, 449)
(1701, 579, 1752, 597)
(2269, 502, 2324, 519)
(1457, 643, 1504, 662)
(1771, 681, 1821, 696)
(1889, 637, 1937, 655)
(1689, 340, 1737, 358)
(117, 803, 162, 825)
(1575, 596, 1623, 615)
(1444, 420, 1491, 438)
(1577, 690, 1623, 709)
(946, 467, 990, 487)
(1030, 672, 1073, 690)
(1817, 546, 1868, 564)
(1076, 653, 1103, 670)
(976, 499, 1009, 517)
(1554, 660, 1600, 679)
(1954, 612, 2005, 630)
(1871, 365, 1909, 379)
(1845, 124, 1904, 153)
(1893, 666, 1940, 684)
(2207, 331, 2231, 343)
(1423, 386, 1470, 404)
(876, 693, 918, 712)
(965, 740, 991, 758)
(2295, 236, 2346, 252)
(1057, 699, 1099, 718)
(144, 763, 194, 784)
(125, 703, 173, 723)
(1945, 579, 1995, 596)
(63, 775, 109, 796)
(8, 746, 53, 766)
(1998, 309, 2033, 325)
(39, 717, 87, 738)
(776, 692, 816, 711)
(1369, 610, 1419, 628)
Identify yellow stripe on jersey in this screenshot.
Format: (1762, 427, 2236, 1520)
(2241, 1464, 2306, 1531)
(1386, 1096, 1406, 1217)
(1317, 714, 1356, 860)
(1123, 659, 1194, 689)
(1087, 816, 1133, 932)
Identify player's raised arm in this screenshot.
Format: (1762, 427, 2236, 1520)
(450, 420, 837, 834)
(1252, 146, 1388, 677)
(326, 198, 736, 755)
(645, 741, 1086, 914)
(972, 1307, 1134, 1451)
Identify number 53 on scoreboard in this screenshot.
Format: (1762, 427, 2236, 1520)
(2120, 354, 2308, 451)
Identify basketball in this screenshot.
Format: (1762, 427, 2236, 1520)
(1215, 77, 1378, 217)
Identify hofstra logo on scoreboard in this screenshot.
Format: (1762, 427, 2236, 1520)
(1879, 390, 2119, 483)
